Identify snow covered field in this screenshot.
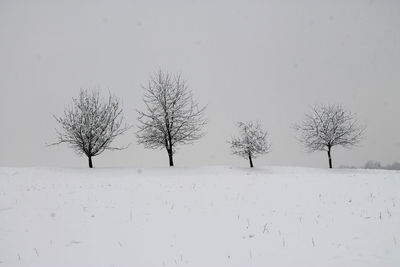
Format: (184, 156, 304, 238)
(0, 166, 399, 267)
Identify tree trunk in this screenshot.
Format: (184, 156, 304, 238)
(167, 149, 174, 167)
(88, 155, 93, 168)
(327, 148, 332, 169)
(249, 154, 254, 168)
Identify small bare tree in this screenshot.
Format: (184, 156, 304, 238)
(50, 89, 130, 168)
(136, 70, 207, 166)
(293, 104, 365, 168)
(228, 121, 271, 168)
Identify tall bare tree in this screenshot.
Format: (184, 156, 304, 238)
(136, 70, 207, 166)
(228, 121, 271, 168)
(50, 89, 130, 168)
(293, 104, 365, 168)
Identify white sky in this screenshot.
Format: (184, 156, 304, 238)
(1, 0, 399, 168)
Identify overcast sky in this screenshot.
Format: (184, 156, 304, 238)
(1, 0, 399, 168)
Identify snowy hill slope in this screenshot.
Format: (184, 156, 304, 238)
(0, 166, 399, 267)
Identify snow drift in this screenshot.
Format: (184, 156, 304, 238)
(0, 166, 399, 267)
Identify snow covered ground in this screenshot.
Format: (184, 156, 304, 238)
(0, 166, 399, 267)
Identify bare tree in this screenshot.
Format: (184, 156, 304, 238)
(50, 89, 130, 168)
(136, 70, 207, 166)
(228, 121, 271, 168)
(293, 104, 365, 168)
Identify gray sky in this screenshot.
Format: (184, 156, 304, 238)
(1, 0, 399, 168)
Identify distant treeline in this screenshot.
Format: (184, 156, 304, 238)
(340, 161, 400, 170)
